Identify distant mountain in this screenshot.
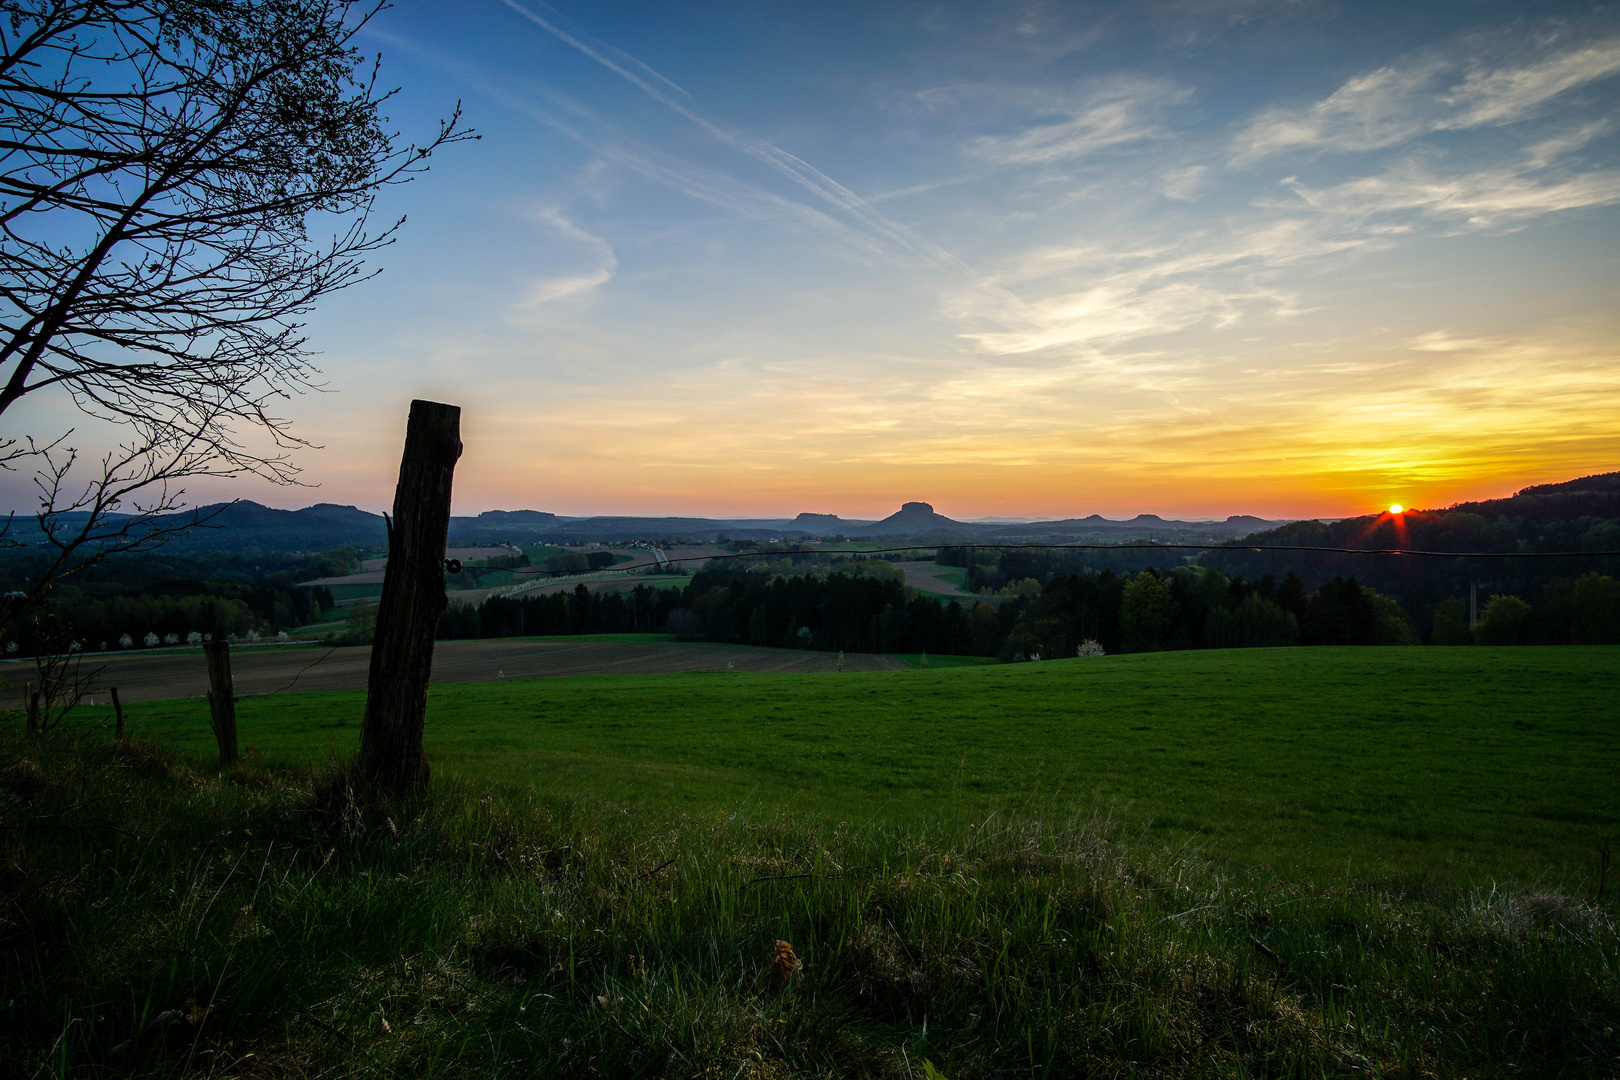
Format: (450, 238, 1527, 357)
(178, 502, 386, 552)
(979, 512, 1291, 541)
(855, 501, 975, 538)
(469, 509, 558, 524)
(61, 501, 392, 554)
(3, 495, 1303, 555)
(792, 512, 868, 531)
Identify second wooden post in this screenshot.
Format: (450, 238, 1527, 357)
(205, 641, 238, 766)
(358, 400, 461, 795)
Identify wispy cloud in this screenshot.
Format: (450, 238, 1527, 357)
(368, 29, 899, 263)
(1234, 33, 1620, 160)
(496, 0, 1018, 298)
(955, 210, 1394, 360)
(1160, 164, 1209, 200)
(964, 77, 1190, 164)
(1281, 160, 1620, 230)
(518, 210, 617, 306)
(338, 4, 1620, 520)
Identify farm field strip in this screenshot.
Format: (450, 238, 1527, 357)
(892, 559, 975, 597)
(64, 637, 906, 702)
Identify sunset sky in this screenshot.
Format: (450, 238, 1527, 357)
(12, 0, 1620, 521)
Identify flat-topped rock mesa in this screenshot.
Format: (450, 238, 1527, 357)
(472, 510, 559, 524)
(792, 512, 860, 530)
(857, 501, 976, 537)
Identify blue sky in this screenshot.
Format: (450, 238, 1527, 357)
(14, 0, 1619, 520)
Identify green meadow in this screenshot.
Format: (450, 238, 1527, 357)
(10, 645, 1620, 1077)
(119, 646, 1620, 883)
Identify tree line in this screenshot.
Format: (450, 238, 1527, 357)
(433, 559, 1620, 658)
(1201, 476, 1620, 637)
(1, 549, 346, 656)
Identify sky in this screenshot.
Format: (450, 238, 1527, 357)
(12, 0, 1620, 521)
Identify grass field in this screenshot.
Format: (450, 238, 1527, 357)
(114, 645, 1620, 884)
(892, 652, 997, 669)
(8, 645, 1619, 1077)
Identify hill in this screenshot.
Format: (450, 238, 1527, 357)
(1204, 470, 1620, 635)
(852, 500, 973, 537)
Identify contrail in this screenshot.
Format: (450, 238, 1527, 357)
(367, 28, 897, 260)
(396, 7, 1170, 395)
(495, 0, 1028, 318)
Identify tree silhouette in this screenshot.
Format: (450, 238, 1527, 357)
(0, 0, 472, 630)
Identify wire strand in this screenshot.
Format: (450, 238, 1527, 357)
(511, 541, 1620, 579)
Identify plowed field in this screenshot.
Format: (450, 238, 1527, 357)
(46, 638, 905, 702)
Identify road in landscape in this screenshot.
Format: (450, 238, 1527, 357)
(35, 638, 907, 702)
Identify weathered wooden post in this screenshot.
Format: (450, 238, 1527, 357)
(358, 400, 461, 795)
(111, 686, 125, 741)
(24, 684, 38, 736)
(204, 641, 238, 766)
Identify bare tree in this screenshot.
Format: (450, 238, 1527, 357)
(21, 609, 103, 732)
(0, 0, 472, 629)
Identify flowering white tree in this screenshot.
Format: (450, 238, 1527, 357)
(117, 633, 132, 648)
(186, 631, 203, 645)
(142, 631, 159, 648)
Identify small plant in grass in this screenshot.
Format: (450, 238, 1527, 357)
(1077, 639, 1106, 657)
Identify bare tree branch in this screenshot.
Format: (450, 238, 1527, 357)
(0, 0, 473, 630)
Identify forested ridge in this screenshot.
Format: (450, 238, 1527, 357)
(0, 550, 343, 654)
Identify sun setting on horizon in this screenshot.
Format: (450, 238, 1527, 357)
(3, 0, 1618, 523)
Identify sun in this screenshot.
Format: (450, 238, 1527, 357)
(1389, 504, 1403, 515)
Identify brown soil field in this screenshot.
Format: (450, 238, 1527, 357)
(19, 638, 906, 703)
(444, 546, 727, 607)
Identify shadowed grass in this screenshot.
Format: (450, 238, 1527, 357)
(2, 732, 1616, 1078)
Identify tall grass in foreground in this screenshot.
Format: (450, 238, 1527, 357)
(1, 732, 1615, 1078)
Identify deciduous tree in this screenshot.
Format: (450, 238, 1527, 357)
(0, 0, 471, 630)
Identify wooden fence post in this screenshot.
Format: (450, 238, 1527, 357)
(205, 641, 238, 766)
(24, 684, 38, 736)
(358, 400, 461, 795)
(111, 686, 124, 741)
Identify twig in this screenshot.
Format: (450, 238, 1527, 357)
(1159, 904, 1220, 924)
(742, 872, 814, 890)
(640, 857, 677, 878)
